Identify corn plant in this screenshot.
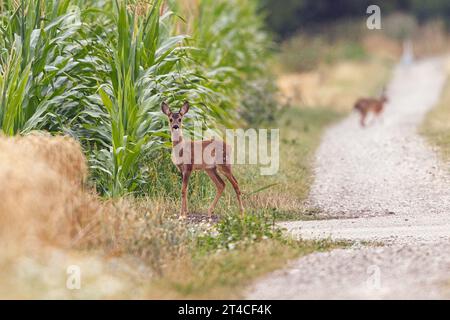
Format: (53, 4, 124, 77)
(185, 0, 274, 127)
(75, 0, 218, 196)
(0, 0, 83, 134)
(0, 0, 276, 198)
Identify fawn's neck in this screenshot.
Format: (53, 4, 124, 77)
(171, 128, 184, 147)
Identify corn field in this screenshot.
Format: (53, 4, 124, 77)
(0, 0, 275, 197)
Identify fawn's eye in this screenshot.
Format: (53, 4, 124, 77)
(169, 119, 173, 122)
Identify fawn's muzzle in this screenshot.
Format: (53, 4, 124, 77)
(172, 125, 179, 130)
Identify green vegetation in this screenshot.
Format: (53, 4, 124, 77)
(421, 63, 450, 161)
(0, 0, 82, 134)
(82, 197, 349, 298)
(278, 30, 367, 73)
(195, 211, 283, 253)
(155, 237, 349, 299)
(0, 0, 276, 197)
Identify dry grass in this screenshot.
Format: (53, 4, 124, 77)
(420, 57, 450, 162)
(0, 133, 95, 248)
(0, 133, 126, 298)
(146, 238, 347, 299)
(0, 133, 192, 298)
(0, 133, 186, 268)
(86, 197, 191, 274)
(412, 20, 450, 58)
(361, 34, 401, 60)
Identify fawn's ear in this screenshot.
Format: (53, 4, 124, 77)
(161, 102, 171, 116)
(179, 101, 190, 116)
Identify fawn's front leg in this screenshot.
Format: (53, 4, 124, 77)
(180, 167, 192, 217)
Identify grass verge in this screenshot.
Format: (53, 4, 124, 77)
(98, 211, 349, 299)
(420, 58, 450, 299)
(420, 59, 450, 161)
(149, 237, 348, 299)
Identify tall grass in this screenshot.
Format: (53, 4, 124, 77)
(420, 59, 450, 161)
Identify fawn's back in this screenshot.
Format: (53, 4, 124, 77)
(171, 139, 232, 170)
(354, 98, 385, 115)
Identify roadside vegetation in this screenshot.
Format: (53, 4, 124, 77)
(420, 57, 450, 161)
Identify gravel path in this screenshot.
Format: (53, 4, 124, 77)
(247, 58, 450, 299)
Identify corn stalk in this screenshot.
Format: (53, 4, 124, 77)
(0, 0, 83, 134)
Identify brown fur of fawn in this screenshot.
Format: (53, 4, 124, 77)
(161, 101, 244, 218)
(354, 89, 388, 127)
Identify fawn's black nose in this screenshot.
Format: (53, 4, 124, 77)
(172, 125, 179, 130)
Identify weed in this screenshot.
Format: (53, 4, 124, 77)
(196, 211, 282, 253)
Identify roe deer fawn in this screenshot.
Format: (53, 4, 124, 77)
(161, 101, 244, 218)
(354, 88, 389, 127)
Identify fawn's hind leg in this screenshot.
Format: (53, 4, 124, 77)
(205, 168, 225, 217)
(218, 165, 244, 215)
(360, 111, 367, 127)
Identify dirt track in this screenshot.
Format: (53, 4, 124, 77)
(247, 58, 450, 299)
